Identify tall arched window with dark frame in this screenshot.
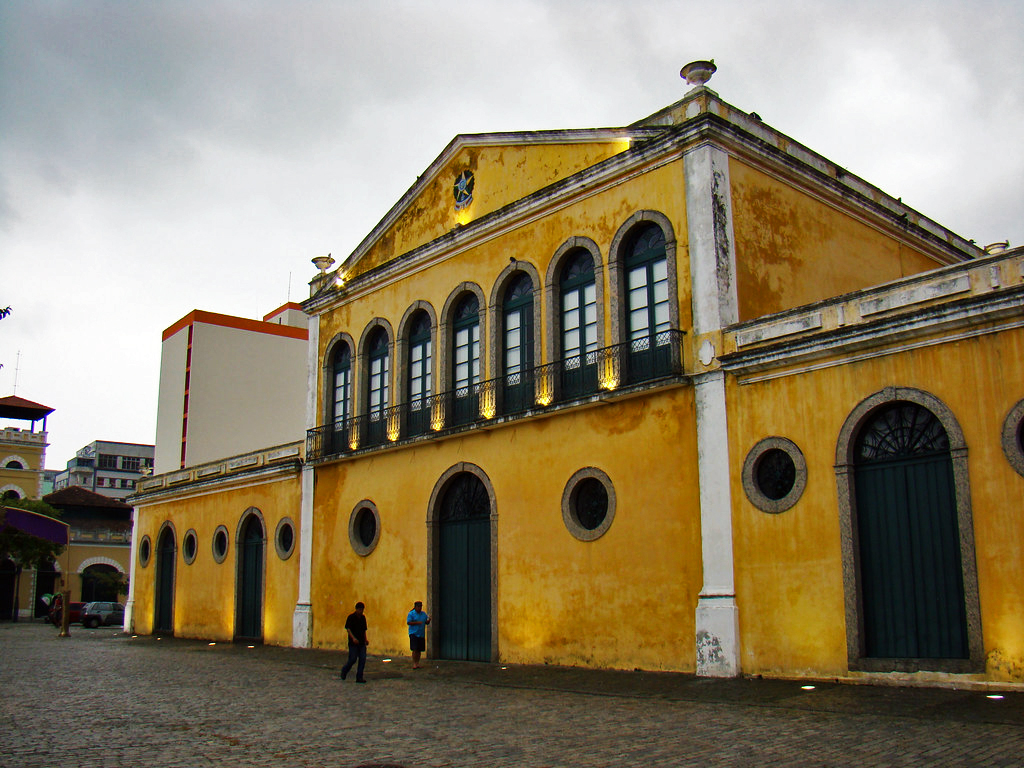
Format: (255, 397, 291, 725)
(366, 327, 390, 446)
(330, 342, 352, 453)
(406, 311, 433, 437)
(559, 250, 598, 399)
(624, 224, 670, 382)
(451, 294, 481, 426)
(501, 273, 534, 414)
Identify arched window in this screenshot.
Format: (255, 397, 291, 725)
(502, 273, 534, 414)
(406, 311, 433, 437)
(330, 342, 352, 453)
(366, 327, 390, 446)
(559, 250, 598, 398)
(452, 293, 481, 426)
(625, 224, 670, 380)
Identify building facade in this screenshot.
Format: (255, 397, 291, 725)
(129, 70, 1024, 684)
(0, 395, 53, 502)
(53, 440, 155, 500)
(153, 303, 308, 474)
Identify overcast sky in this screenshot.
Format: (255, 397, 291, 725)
(1, 0, 1022, 471)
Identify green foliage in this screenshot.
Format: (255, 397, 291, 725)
(0, 498, 66, 569)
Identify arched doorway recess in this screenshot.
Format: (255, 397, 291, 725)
(835, 387, 983, 672)
(428, 464, 496, 662)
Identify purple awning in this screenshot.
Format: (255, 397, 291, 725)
(0, 507, 69, 546)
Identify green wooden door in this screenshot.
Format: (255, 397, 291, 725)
(854, 403, 967, 659)
(154, 530, 175, 634)
(438, 473, 491, 661)
(237, 516, 264, 642)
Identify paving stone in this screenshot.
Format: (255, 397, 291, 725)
(1, 622, 1022, 767)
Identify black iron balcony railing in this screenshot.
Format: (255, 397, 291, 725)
(307, 329, 684, 461)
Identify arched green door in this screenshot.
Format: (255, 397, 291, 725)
(854, 402, 968, 659)
(438, 473, 491, 661)
(236, 516, 264, 642)
(154, 529, 175, 634)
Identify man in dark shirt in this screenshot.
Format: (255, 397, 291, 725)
(340, 601, 369, 683)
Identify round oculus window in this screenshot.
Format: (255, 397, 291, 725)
(348, 502, 380, 556)
(138, 535, 152, 567)
(1001, 399, 1024, 477)
(182, 529, 198, 564)
(562, 468, 616, 541)
(275, 518, 296, 560)
(742, 437, 807, 514)
(212, 526, 229, 563)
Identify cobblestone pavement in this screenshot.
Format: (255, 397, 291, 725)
(2, 622, 1023, 767)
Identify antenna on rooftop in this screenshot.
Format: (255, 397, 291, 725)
(12, 351, 21, 395)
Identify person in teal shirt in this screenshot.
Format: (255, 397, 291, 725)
(406, 601, 430, 669)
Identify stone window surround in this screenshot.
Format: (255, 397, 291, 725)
(438, 282, 488, 392)
(426, 462, 498, 662)
(138, 534, 152, 567)
(275, 517, 297, 560)
(212, 524, 229, 564)
(834, 386, 984, 674)
(741, 437, 807, 514)
(488, 260, 544, 390)
(321, 331, 356, 426)
(1001, 398, 1024, 477)
(357, 319, 394, 419)
(182, 528, 198, 565)
(394, 301, 439, 412)
(348, 499, 381, 557)
(543, 237, 606, 367)
(561, 466, 617, 541)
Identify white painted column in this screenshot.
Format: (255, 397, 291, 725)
(292, 314, 319, 648)
(685, 143, 741, 677)
(124, 506, 140, 633)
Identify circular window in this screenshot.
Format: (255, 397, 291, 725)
(182, 529, 198, 565)
(348, 501, 380, 556)
(742, 437, 807, 514)
(138, 535, 152, 567)
(275, 517, 296, 560)
(1002, 399, 1024, 478)
(212, 525, 229, 564)
(562, 467, 616, 541)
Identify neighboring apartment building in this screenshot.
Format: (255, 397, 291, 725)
(43, 486, 133, 606)
(53, 441, 155, 500)
(129, 64, 1024, 686)
(153, 302, 308, 474)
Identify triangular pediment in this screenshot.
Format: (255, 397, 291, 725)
(338, 128, 648, 280)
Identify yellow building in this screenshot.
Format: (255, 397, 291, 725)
(129, 64, 1024, 684)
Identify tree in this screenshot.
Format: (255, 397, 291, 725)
(0, 498, 65, 621)
(0, 306, 10, 319)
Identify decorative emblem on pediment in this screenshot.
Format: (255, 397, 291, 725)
(453, 170, 475, 211)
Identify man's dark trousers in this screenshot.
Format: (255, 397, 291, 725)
(341, 642, 366, 681)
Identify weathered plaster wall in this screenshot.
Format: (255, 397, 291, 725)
(350, 140, 633, 278)
(729, 325, 1024, 681)
(132, 475, 301, 644)
(318, 159, 690, 425)
(729, 158, 944, 321)
(311, 386, 703, 671)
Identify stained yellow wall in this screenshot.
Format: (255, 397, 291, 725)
(132, 475, 301, 644)
(311, 387, 703, 671)
(730, 325, 1024, 681)
(321, 159, 690, 423)
(350, 140, 633, 278)
(730, 158, 945, 321)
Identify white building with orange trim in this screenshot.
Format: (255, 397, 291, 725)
(154, 302, 309, 474)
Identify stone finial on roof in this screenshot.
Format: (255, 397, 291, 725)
(681, 60, 717, 87)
